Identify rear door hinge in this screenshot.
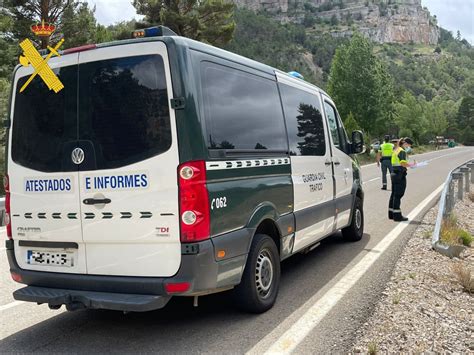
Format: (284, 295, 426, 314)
(170, 97, 185, 110)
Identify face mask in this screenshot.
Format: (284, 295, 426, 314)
(405, 147, 412, 154)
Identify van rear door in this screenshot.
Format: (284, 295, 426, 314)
(77, 42, 181, 277)
(9, 53, 86, 274)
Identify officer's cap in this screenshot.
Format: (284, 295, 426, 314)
(404, 137, 414, 145)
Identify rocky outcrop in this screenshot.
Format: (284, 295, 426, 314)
(232, 0, 440, 45)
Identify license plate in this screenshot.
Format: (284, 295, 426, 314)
(27, 250, 74, 267)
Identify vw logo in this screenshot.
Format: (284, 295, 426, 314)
(71, 148, 85, 165)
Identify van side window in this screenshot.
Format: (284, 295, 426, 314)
(336, 114, 350, 151)
(323, 101, 340, 149)
(279, 84, 326, 156)
(201, 62, 287, 151)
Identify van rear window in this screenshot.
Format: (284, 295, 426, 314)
(12, 67, 78, 172)
(78, 55, 171, 170)
(11, 55, 171, 172)
(201, 62, 287, 152)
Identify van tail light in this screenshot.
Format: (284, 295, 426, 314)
(164, 282, 190, 294)
(4, 174, 12, 239)
(178, 161, 210, 243)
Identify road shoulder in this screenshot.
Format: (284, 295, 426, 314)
(352, 198, 473, 353)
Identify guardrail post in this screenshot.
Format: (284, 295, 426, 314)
(460, 166, 470, 193)
(447, 180, 455, 214)
(467, 162, 474, 184)
(452, 171, 464, 201)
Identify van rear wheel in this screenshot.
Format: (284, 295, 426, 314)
(233, 234, 280, 313)
(342, 196, 364, 242)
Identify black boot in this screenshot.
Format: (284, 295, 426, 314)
(394, 214, 408, 222)
(388, 211, 393, 219)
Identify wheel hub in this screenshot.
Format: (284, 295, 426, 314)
(355, 208, 362, 230)
(255, 249, 274, 298)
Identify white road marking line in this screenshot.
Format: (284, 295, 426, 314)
(248, 184, 444, 355)
(361, 147, 468, 168)
(0, 301, 24, 312)
(364, 177, 380, 183)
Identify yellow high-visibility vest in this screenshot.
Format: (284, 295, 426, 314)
(392, 147, 407, 166)
(380, 142, 394, 157)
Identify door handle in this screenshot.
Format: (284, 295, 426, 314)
(83, 198, 111, 205)
(334, 161, 341, 166)
(325, 159, 332, 166)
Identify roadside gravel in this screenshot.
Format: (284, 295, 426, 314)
(352, 192, 473, 353)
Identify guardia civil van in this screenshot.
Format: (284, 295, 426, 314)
(4, 26, 365, 313)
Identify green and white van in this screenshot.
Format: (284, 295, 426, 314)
(4, 27, 364, 313)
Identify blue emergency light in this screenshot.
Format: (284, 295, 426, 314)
(288, 71, 304, 80)
(132, 26, 178, 38)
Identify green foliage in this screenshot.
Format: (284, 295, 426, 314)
(5, 0, 100, 50)
(5, 0, 82, 49)
(61, 2, 98, 49)
(133, 0, 236, 46)
(458, 230, 473, 247)
(0, 8, 17, 78)
(393, 91, 427, 143)
(327, 33, 394, 136)
(344, 112, 360, 134)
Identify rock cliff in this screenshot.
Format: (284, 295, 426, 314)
(232, 0, 440, 45)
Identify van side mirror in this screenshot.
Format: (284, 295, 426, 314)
(351, 130, 364, 154)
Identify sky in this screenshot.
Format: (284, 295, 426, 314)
(88, 0, 474, 44)
(421, 0, 474, 44)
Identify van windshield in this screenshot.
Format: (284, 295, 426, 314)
(11, 55, 171, 172)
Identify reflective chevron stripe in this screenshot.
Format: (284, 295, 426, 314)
(206, 157, 290, 170)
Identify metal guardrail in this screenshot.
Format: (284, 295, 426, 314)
(432, 159, 474, 257)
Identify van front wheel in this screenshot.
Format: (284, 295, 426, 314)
(233, 234, 280, 313)
(342, 196, 364, 242)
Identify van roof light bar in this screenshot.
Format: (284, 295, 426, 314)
(288, 71, 304, 80)
(132, 26, 178, 39)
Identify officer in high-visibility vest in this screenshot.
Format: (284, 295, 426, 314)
(389, 137, 415, 221)
(377, 135, 394, 190)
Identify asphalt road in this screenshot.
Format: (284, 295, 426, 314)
(0, 147, 473, 353)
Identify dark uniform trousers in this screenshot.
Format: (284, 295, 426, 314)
(380, 157, 393, 188)
(389, 168, 407, 219)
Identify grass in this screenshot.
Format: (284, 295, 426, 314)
(422, 229, 433, 239)
(392, 293, 401, 304)
(368, 341, 378, 355)
(440, 213, 473, 247)
(458, 230, 473, 247)
(440, 214, 459, 245)
(451, 263, 474, 293)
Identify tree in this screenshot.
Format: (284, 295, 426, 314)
(0, 7, 17, 78)
(344, 112, 360, 134)
(133, 0, 236, 46)
(61, 2, 97, 48)
(456, 96, 474, 129)
(5, 0, 97, 49)
(327, 33, 394, 136)
(393, 91, 427, 143)
(6, 0, 76, 49)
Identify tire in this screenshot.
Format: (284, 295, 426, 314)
(233, 234, 280, 313)
(342, 196, 364, 242)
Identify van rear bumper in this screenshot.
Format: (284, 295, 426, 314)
(6, 234, 249, 311)
(13, 285, 170, 312)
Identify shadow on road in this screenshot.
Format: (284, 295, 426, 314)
(0, 233, 371, 353)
